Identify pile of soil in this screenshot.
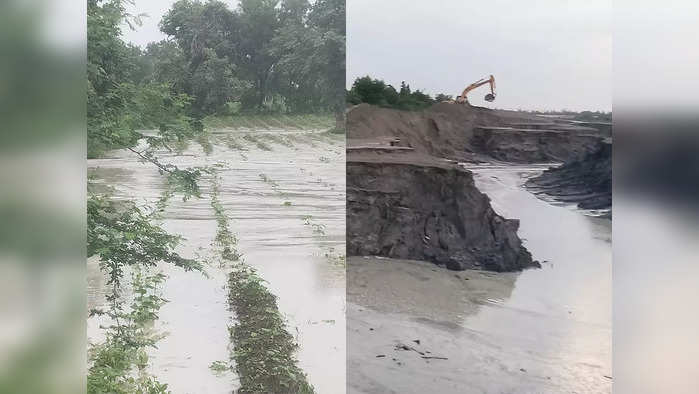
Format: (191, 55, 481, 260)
(526, 141, 612, 210)
(347, 103, 605, 163)
(347, 159, 538, 271)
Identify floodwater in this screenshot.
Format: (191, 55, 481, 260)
(87, 129, 346, 393)
(347, 164, 611, 394)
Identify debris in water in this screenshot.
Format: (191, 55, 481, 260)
(395, 343, 425, 356)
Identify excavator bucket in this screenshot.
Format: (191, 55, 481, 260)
(484, 93, 495, 102)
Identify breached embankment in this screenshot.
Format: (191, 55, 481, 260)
(526, 141, 612, 211)
(347, 102, 606, 164)
(347, 156, 538, 271)
(346, 102, 612, 393)
(346, 102, 610, 273)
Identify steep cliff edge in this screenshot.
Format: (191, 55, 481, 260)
(347, 159, 538, 272)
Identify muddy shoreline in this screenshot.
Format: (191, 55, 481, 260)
(526, 141, 611, 212)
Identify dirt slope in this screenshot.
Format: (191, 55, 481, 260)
(347, 158, 538, 271)
(347, 103, 605, 163)
(345, 103, 608, 272)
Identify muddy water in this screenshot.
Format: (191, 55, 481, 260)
(88, 130, 346, 393)
(347, 164, 611, 394)
(466, 164, 611, 391)
(213, 130, 346, 394)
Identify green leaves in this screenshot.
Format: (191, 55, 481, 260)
(348, 76, 437, 111)
(87, 268, 171, 394)
(157, 0, 344, 115)
(227, 264, 315, 394)
(190, 49, 252, 114)
(209, 360, 230, 373)
(87, 193, 202, 287)
(207, 172, 314, 393)
(88, 1, 200, 158)
(87, 183, 201, 394)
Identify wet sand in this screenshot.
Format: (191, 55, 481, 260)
(88, 130, 346, 393)
(348, 165, 611, 394)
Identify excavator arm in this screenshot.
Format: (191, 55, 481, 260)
(455, 75, 496, 104)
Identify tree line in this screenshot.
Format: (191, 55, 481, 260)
(88, 0, 345, 157)
(155, 0, 345, 115)
(347, 76, 612, 121)
(346, 75, 454, 111)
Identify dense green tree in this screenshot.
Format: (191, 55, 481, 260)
(347, 76, 436, 111)
(267, 0, 315, 112)
(158, 0, 345, 117)
(236, 0, 282, 109)
(190, 48, 251, 114)
(143, 40, 188, 89)
(160, 0, 235, 65)
(87, 0, 141, 156)
(88, 0, 197, 157)
(90, 0, 345, 141)
(87, 2, 206, 392)
(435, 93, 453, 102)
(349, 76, 389, 106)
(305, 0, 346, 129)
(399, 81, 411, 97)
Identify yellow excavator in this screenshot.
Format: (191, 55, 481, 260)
(452, 75, 496, 104)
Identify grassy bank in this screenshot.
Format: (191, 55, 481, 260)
(203, 113, 334, 131)
(209, 174, 314, 394)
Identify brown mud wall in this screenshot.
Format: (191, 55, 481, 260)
(347, 161, 538, 272)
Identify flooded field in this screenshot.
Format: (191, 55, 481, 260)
(88, 129, 346, 393)
(348, 164, 611, 394)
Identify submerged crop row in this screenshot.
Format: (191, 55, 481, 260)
(209, 174, 314, 394)
(87, 181, 202, 393)
(203, 114, 335, 131)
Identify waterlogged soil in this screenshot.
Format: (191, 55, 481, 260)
(348, 164, 611, 394)
(87, 129, 346, 393)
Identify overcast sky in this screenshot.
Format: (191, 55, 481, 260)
(347, 0, 612, 112)
(118, 0, 611, 111)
